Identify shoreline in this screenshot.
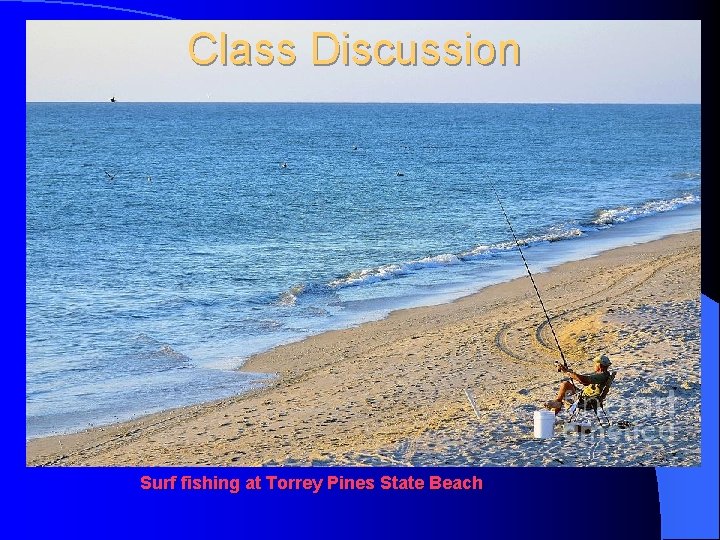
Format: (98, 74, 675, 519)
(27, 230, 701, 466)
(26, 203, 701, 440)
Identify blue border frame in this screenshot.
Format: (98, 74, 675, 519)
(656, 295, 719, 539)
(9, 4, 716, 539)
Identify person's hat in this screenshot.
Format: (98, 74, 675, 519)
(594, 354, 612, 366)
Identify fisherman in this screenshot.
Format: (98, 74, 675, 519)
(488, 180, 613, 418)
(544, 354, 612, 414)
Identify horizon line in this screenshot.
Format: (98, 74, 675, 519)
(26, 100, 702, 105)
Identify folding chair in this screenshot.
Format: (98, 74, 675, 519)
(566, 371, 617, 428)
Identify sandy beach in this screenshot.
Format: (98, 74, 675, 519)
(27, 231, 701, 467)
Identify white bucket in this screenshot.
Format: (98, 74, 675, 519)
(534, 409, 556, 439)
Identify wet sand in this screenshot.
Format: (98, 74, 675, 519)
(27, 231, 701, 466)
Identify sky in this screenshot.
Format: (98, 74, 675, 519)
(26, 20, 701, 103)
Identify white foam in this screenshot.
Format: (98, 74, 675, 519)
(462, 227, 584, 259)
(593, 194, 699, 226)
(278, 284, 306, 306)
(329, 253, 460, 289)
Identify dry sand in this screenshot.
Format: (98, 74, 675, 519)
(27, 231, 701, 467)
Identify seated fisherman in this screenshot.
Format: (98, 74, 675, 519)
(544, 354, 612, 414)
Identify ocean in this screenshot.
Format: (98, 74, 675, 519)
(26, 103, 701, 439)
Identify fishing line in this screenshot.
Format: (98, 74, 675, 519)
(488, 181, 569, 369)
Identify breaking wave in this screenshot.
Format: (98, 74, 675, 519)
(592, 194, 699, 226)
(329, 254, 461, 289)
(277, 193, 699, 302)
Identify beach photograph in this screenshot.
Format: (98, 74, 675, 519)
(26, 21, 701, 466)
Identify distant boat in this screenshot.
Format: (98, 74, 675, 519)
(396, 171, 405, 177)
(280, 162, 288, 169)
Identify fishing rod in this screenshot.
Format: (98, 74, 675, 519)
(488, 181, 570, 370)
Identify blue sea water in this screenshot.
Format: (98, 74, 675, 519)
(26, 103, 700, 439)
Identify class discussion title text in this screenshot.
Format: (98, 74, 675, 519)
(188, 31, 521, 67)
